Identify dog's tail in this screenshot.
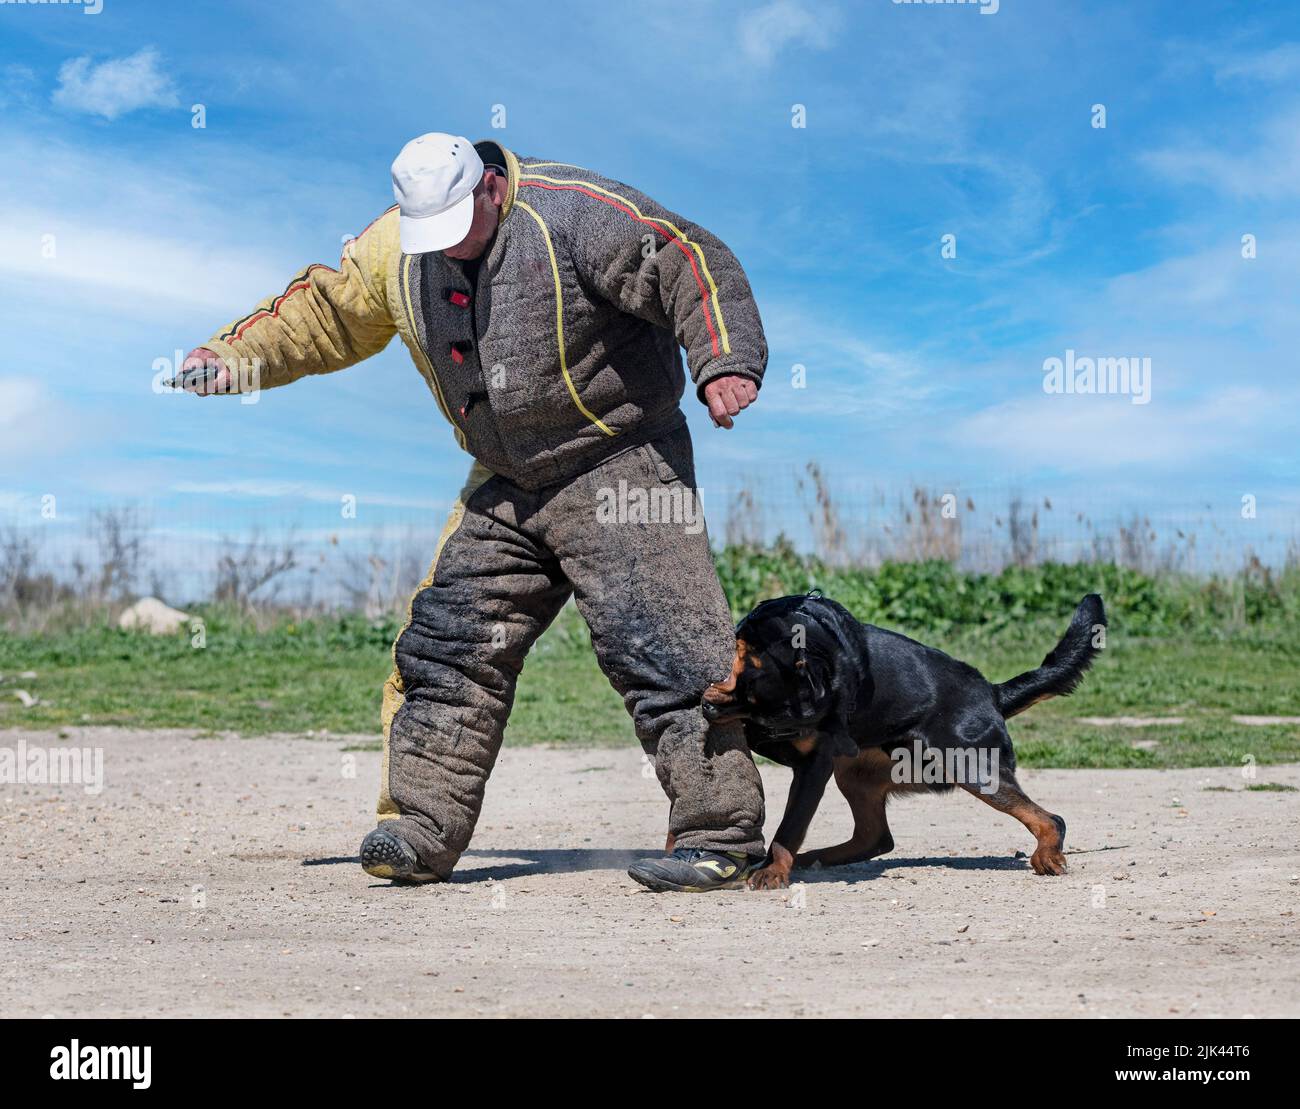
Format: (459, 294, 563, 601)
(994, 594, 1106, 719)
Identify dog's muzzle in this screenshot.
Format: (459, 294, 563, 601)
(701, 681, 744, 724)
(701, 698, 743, 724)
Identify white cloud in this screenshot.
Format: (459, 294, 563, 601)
(940, 215, 1300, 474)
(52, 48, 180, 120)
(760, 305, 944, 420)
(0, 205, 289, 313)
(0, 64, 39, 109)
(0, 377, 79, 462)
(0, 130, 307, 314)
(0, 378, 44, 433)
(169, 479, 447, 512)
(739, 1, 837, 67)
(951, 384, 1294, 471)
(1143, 106, 1300, 201)
(1213, 42, 1300, 84)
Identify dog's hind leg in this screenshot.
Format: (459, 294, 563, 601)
(796, 749, 895, 869)
(960, 759, 1067, 876)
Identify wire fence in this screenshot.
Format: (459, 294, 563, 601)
(2, 465, 1296, 620)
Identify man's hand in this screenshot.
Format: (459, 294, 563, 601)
(703, 374, 758, 429)
(176, 347, 232, 395)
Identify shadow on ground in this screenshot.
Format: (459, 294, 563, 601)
(303, 848, 1032, 883)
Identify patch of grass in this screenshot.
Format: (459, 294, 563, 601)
(0, 604, 628, 745)
(716, 546, 1300, 636)
(928, 620, 1300, 768)
(903, 619, 1299, 768)
(2, 569, 1298, 769)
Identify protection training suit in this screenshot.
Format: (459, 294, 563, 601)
(203, 140, 768, 876)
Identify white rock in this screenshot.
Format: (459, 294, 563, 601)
(118, 597, 192, 635)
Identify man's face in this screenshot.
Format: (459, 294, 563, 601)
(443, 171, 505, 261)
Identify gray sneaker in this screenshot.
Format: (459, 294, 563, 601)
(359, 827, 441, 883)
(627, 848, 758, 892)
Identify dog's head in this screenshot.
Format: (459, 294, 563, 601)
(702, 593, 866, 751)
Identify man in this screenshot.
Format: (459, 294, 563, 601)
(182, 133, 768, 892)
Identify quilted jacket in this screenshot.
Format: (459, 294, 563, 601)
(203, 140, 768, 489)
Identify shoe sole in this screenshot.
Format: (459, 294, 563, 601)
(362, 863, 441, 883)
(360, 831, 441, 884)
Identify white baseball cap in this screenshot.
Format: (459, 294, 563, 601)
(391, 133, 485, 254)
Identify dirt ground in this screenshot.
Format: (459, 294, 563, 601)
(2, 726, 1297, 1018)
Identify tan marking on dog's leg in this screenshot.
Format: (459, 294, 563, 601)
(960, 775, 1067, 875)
(797, 749, 895, 868)
(748, 841, 794, 891)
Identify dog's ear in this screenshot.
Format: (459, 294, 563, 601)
(822, 693, 860, 757)
(796, 649, 857, 756)
(820, 603, 869, 757)
(821, 699, 859, 757)
(794, 652, 829, 704)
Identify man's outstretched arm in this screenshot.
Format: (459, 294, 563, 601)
(182, 208, 400, 394)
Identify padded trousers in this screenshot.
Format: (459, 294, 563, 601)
(375, 426, 766, 877)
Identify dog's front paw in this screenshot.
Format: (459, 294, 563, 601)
(747, 864, 791, 891)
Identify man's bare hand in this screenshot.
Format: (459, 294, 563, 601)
(704, 374, 758, 429)
(177, 347, 232, 395)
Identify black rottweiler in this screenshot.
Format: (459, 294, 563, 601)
(701, 592, 1106, 889)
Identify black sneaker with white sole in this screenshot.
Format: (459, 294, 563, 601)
(627, 848, 758, 892)
(359, 826, 441, 883)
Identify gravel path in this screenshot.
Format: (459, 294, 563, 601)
(2, 727, 1297, 1018)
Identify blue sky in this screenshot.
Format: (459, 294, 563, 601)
(2, 0, 1298, 579)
